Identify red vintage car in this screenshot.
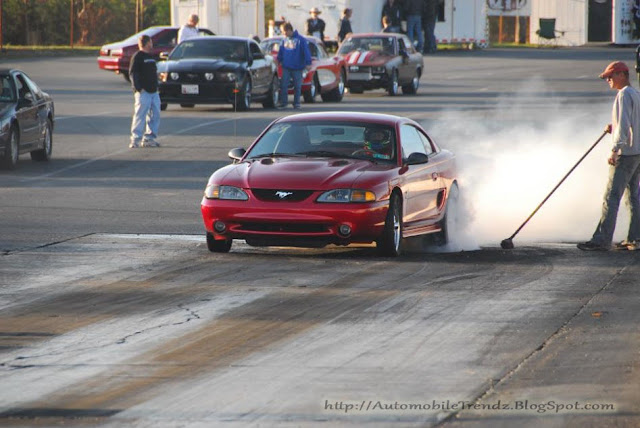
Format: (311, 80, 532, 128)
(97, 26, 214, 82)
(200, 112, 458, 256)
(260, 36, 346, 103)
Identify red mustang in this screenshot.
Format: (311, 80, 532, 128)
(260, 36, 347, 103)
(201, 112, 458, 256)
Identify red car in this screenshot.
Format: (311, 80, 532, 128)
(260, 36, 346, 103)
(200, 112, 458, 256)
(97, 26, 214, 82)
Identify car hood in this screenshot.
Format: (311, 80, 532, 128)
(344, 50, 393, 67)
(158, 59, 244, 73)
(214, 157, 390, 190)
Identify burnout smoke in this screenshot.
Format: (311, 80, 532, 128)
(422, 78, 631, 249)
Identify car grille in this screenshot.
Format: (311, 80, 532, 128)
(239, 223, 328, 233)
(180, 73, 205, 83)
(252, 189, 314, 202)
(349, 65, 370, 73)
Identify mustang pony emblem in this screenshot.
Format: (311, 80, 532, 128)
(275, 191, 293, 199)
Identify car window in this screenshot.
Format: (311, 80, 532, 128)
(400, 125, 427, 159)
(14, 74, 33, 101)
(155, 29, 177, 47)
(21, 73, 44, 101)
(417, 130, 435, 155)
(308, 42, 319, 58)
(171, 39, 246, 61)
(315, 42, 327, 58)
(249, 42, 262, 57)
(0, 75, 16, 102)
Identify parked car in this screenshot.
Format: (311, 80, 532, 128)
(200, 112, 457, 256)
(260, 36, 346, 103)
(97, 26, 214, 82)
(157, 36, 280, 111)
(337, 33, 423, 96)
(0, 69, 55, 170)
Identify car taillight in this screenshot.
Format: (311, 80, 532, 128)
(111, 48, 123, 57)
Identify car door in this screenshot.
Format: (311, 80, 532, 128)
(399, 124, 442, 226)
(22, 73, 49, 146)
(310, 41, 339, 91)
(248, 41, 270, 95)
(398, 35, 416, 84)
(13, 73, 39, 147)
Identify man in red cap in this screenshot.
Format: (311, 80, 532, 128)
(578, 61, 640, 251)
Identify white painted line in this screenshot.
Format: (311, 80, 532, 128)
(54, 111, 116, 121)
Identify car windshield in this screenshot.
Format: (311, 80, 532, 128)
(246, 121, 397, 163)
(0, 75, 16, 102)
(337, 37, 395, 56)
(170, 39, 247, 61)
(119, 27, 162, 45)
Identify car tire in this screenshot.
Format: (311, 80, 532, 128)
(234, 79, 251, 111)
(262, 75, 280, 108)
(122, 71, 130, 82)
(402, 69, 420, 95)
(206, 232, 232, 253)
(387, 69, 399, 96)
(30, 119, 53, 162)
(1, 126, 19, 170)
(303, 74, 319, 103)
(377, 193, 403, 256)
(322, 69, 345, 102)
(160, 103, 168, 111)
(180, 103, 195, 108)
(434, 183, 459, 246)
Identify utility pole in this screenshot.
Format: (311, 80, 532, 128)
(0, 0, 3, 52)
(70, 0, 74, 48)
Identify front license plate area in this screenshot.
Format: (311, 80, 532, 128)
(181, 84, 199, 95)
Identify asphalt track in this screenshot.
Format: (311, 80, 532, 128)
(1, 48, 639, 427)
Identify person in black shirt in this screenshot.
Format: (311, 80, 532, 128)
(381, 0, 403, 34)
(305, 7, 326, 41)
(129, 35, 161, 148)
(338, 8, 353, 43)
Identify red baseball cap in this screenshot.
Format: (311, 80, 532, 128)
(599, 61, 629, 79)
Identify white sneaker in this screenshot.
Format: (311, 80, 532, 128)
(627, 241, 639, 251)
(142, 140, 160, 148)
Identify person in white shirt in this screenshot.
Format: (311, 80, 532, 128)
(178, 14, 200, 43)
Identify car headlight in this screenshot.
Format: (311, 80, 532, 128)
(170, 72, 179, 80)
(204, 185, 249, 200)
(372, 66, 386, 74)
(216, 72, 237, 81)
(204, 72, 214, 81)
(317, 189, 376, 203)
(158, 72, 168, 82)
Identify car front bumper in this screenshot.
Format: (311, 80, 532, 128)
(159, 81, 239, 104)
(97, 56, 128, 73)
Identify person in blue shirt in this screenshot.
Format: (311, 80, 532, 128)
(277, 22, 312, 109)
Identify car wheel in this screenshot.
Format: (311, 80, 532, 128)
(303, 74, 319, 103)
(234, 79, 251, 111)
(30, 119, 53, 162)
(387, 69, 399, 96)
(180, 103, 195, 108)
(322, 69, 345, 102)
(402, 70, 420, 95)
(377, 193, 403, 256)
(121, 71, 130, 82)
(206, 232, 232, 253)
(160, 103, 168, 111)
(434, 183, 459, 246)
(1, 126, 19, 170)
(262, 75, 280, 108)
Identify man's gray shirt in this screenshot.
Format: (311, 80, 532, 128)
(612, 85, 640, 156)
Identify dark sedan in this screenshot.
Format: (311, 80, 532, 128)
(337, 33, 423, 96)
(0, 69, 54, 170)
(97, 26, 214, 82)
(157, 36, 279, 111)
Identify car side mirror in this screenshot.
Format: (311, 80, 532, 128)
(404, 152, 429, 165)
(159, 52, 169, 60)
(228, 147, 246, 163)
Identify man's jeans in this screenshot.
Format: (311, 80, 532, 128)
(131, 90, 161, 144)
(280, 68, 303, 108)
(591, 154, 640, 246)
(423, 17, 437, 53)
(406, 15, 424, 53)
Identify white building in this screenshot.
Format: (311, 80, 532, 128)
(171, 0, 266, 39)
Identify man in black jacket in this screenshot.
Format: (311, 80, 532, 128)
(338, 8, 353, 43)
(381, 0, 403, 34)
(423, 0, 438, 53)
(305, 7, 326, 41)
(129, 35, 161, 148)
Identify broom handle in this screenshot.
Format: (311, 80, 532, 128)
(508, 130, 608, 240)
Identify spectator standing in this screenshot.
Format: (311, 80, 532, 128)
(578, 61, 640, 251)
(382, 15, 394, 33)
(381, 0, 403, 34)
(178, 14, 199, 43)
(129, 35, 161, 148)
(277, 22, 312, 109)
(423, 0, 438, 53)
(338, 8, 353, 43)
(305, 7, 326, 41)
(404, 0, 424, 52)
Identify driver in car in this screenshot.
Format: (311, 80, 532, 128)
(363, 128, 393, 160)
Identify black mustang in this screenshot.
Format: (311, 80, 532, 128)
(157, 36, 279, 111)
(0, 69, 55, 170)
